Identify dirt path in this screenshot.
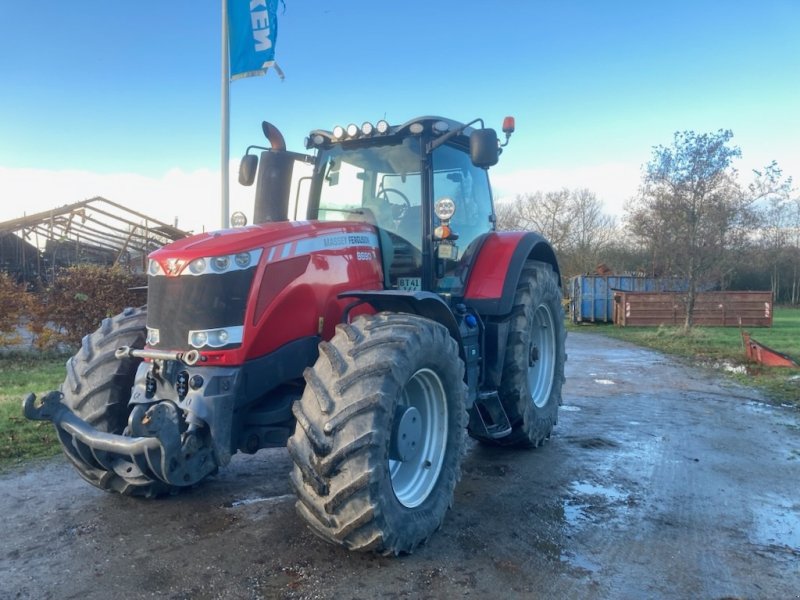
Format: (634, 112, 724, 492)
(2, 331, 799, 599)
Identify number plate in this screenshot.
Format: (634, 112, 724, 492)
(397, 277, 422, 291)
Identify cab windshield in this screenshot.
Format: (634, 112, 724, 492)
(311, 137, 424, 291)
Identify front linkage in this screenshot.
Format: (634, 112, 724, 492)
(22, 307, 241, 493)
(24, 388, 215, 487)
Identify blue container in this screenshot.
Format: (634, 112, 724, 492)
(569, 275, 689, 323)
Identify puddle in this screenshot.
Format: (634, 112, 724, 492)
(750, 495, 800, 552)
(570, 481, 628, 502)
(712, 360, 747, 375)
(560, 549, 601, 573)
(562, 480, 631, 527)
(226, 494, 295, 508)
(594, 379, 615, 385)
(744, 401, 800, 429)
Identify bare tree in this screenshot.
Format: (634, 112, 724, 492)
(750, 161, 797, 303)
(496, 188, 616, 278)
(496, 190, 573, 248)
(564, 188, 616, 274)
(626, 129, 753, 328)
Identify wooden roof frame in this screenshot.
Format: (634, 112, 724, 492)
(0, 196, 189, 266)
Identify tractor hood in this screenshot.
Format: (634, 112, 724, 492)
(144, 219, 385, 364)
(149, 220, 378, 270)
(152, 221, 316, 260)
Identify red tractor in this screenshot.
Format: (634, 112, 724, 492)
(25, 116, 566, 554)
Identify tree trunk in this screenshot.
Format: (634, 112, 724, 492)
(684, 255, 696, 329)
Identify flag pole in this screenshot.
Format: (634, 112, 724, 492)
(220, 0, 230, 229)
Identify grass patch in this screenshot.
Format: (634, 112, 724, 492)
(570, 307, 800, 406)
(0, 353, 67, 468)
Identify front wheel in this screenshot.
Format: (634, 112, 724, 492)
(288, 312, 467, 554)
(57, 307, 181, 497)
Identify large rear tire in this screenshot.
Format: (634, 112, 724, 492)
(288, 312, 467, 554)
(472, 260, 566, 447)
(57, 307, 179, 497)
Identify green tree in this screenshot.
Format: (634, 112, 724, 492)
(626, 130, 752, 328)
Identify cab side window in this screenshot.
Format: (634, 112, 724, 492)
(432, 144, 495, 294)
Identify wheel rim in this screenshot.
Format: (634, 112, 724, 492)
(389, 368, 448, 508)
(528, 303, 556, 408)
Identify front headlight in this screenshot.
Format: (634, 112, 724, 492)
(180, 249, 262, 276)
(188, 326, 244, 349)
(148, 260, 165, 276)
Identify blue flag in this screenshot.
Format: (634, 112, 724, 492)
(228, 0, 282, 81)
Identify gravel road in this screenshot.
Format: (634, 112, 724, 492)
(2, 331, 799, 599)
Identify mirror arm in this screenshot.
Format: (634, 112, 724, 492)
(245, 145, 271, 156)
(426, 118, 484, 154)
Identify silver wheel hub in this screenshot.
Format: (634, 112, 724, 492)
(390, 406, 423, 462)
(528, 303, 556, 409)
(389, 368, 448, 509)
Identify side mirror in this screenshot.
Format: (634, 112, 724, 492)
(470, 128, 499, 168)
(238, 154, 258, 186)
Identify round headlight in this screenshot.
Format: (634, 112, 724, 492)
(434, 197, 457, 221)
(346, 123, 359, 137)
(433, 120, 450, 134)
(332, 125, 345, 139)
(212, 329, 230, 345)
(188, 258, 207, 275)
(361, 121, 374, 136)
(409, 122, 424, 134)
(211, 256, 230, 272)
(376, 120, 390, 134)
(234, 252, 251, 268)
(230, 211, 248, 227)
(190, 331, 208, 348)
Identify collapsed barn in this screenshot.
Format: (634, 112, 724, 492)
(0, 196, 188, 284)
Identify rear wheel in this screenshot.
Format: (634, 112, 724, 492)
(472, 260, 566, 447)
(288, 312, 467, 554)
(57, 307, 179, 497)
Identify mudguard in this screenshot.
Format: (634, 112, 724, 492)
(338, 290, 462, 348)
(464, 231, 561, 316)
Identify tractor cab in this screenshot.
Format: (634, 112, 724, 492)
(239, 116, 512, 300)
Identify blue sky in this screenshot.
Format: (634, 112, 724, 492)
(1, 1, 798, 231)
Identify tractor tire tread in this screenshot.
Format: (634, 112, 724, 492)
(57, 306, 180, 497)
(289, 312, 467, 555)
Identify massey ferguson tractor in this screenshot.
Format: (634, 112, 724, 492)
(25, 115, 566, 554)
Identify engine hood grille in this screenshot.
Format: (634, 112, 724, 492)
(146, 267, 257, 350)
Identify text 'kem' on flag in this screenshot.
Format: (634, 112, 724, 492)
(227, 0, 281, 81)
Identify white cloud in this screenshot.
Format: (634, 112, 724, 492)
(0, 165, 254, 234)
(491, 152, 800, 218)
(490, 162, 643, 217)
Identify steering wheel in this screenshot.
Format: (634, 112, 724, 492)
(377, 188, 411, 220)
